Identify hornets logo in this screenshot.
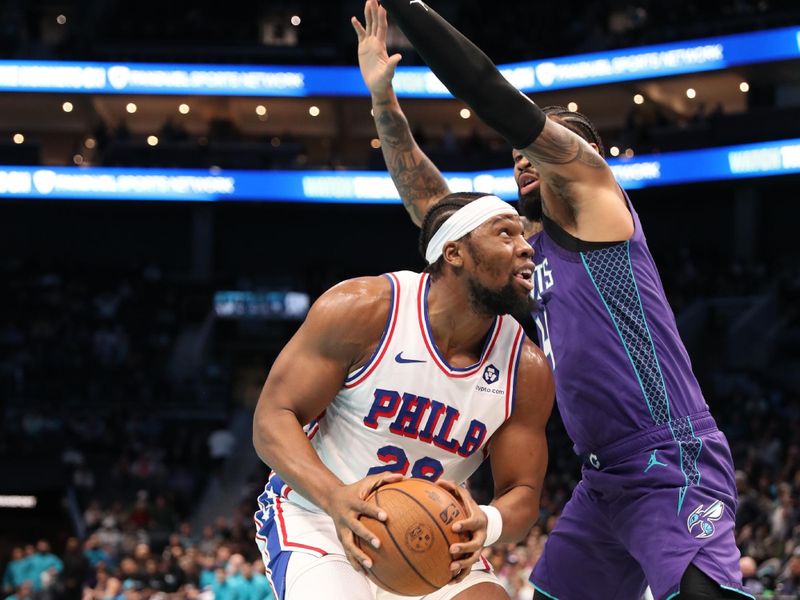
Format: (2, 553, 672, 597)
(687, 500, 724, 539)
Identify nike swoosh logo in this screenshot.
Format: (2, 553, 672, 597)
(395, 352, 427, 364)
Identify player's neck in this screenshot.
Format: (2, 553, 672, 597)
(426, 277, 497, 360)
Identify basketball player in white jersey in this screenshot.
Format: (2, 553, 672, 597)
(253, 192, 554, 600)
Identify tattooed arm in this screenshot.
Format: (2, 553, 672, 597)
(511, 106, 631, 240)
(352, 0, 449, 227)
(381, 0, 632, 241)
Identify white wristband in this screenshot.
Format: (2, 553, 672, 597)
(479, 504, 503, 547)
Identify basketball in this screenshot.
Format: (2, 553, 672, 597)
(356, 478, 469, 596)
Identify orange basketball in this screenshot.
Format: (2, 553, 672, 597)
(356, 478, 469, 596)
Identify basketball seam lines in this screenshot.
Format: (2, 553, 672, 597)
(375, 488, 448, 591)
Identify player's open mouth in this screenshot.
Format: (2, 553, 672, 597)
(514, 266, 534, 291)
(518, 172, 539, 195)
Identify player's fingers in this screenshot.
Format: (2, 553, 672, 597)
(350, 543, 375, 571)
(454, 483, 477, 512)
(365, 0, 378, 36)
(452, 562, 473, 583)
(450, 551, 480, 581)
(348, 513, 383, 549)
(449, 535, 483, 557)
(452, 510, 482, 530)
(376, 4, 389, 40)
(345, 547, 369, 573)
(386, 53, 402, 75)
(435, 479, 463, 500)
(362, 472, 403, 498)
(350, 16, 366, 41)
(355, 497, 387, 524)
(338, 530, 367, 572)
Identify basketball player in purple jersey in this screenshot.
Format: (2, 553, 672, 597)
(356, 1, 752, 598)
(253, 193, 555, 599)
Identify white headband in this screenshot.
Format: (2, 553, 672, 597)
(425, 195, 517, 264)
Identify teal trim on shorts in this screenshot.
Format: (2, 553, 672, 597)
(720, 585, 756, 599)
(532, 583, 560, 600)
(664, 584, 755, 600)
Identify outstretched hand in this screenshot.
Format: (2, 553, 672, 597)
(351, 0, 402, 96)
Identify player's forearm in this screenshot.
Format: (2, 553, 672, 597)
(371, 87, 449, 226)
(490, 485, 541, 544)
(253, 408, 343, 513)
(381, 0, 545, 150)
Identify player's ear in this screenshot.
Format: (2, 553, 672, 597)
(589, 142, 601, 155)
(443, 241, 464, 268)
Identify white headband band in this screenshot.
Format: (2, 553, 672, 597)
(425, 195, 517, 264)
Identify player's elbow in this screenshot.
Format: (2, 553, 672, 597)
(252, 401, 282, 465)
(251, 413, 272, 466)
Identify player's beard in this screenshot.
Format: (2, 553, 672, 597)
(462, 237, 530, 316)
(518, 189, 543, 222)
(467, 277, 529, 317)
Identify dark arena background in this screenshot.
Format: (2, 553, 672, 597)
(1, 1, 799, 599)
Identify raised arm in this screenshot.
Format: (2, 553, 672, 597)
(380, 0, 632, 241)
(253, 276, 402, 572)
(352, 0, 449, 227)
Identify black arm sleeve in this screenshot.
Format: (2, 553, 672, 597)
(381, 0, 546, 149)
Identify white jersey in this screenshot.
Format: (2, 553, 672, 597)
(268, 270, 526, 513)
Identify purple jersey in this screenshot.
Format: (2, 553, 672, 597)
(529, 192, 708, 457)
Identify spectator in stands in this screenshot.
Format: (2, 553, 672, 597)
(27, 540, 62, 593)
(2, 548, 27, 595)
(776, 546, 800, 597)
(59, 537, 89, 600)
(228, 561, 275, 600)
(207, 425, 235, 480)
(4, 580, 33, 600)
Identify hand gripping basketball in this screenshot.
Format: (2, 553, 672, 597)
(355, 478, 471, 595)
(326, 472, 405, 574)
(435, 479, 489, 583)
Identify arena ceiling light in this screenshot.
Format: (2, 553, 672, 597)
(178, 103, 190, 114)
(459, 108, 471, 119)
(686, 88, 697, 99)
(62, 101, 73, 113)
(567, 102, 578, 112)
(255, 104, 267, 116)
(291, 15, 301, 26)
(12, 133, 24, 144)
(633, 94, 644, 104)
(739, 81, 750, 92)
(609, 146, 620, 157)
(126, 102, 137, 113)
(0, 495, 37, 509)
(308, 105, 320, 117)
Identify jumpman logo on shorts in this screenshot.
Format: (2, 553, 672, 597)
(644, 449, 667, 472)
